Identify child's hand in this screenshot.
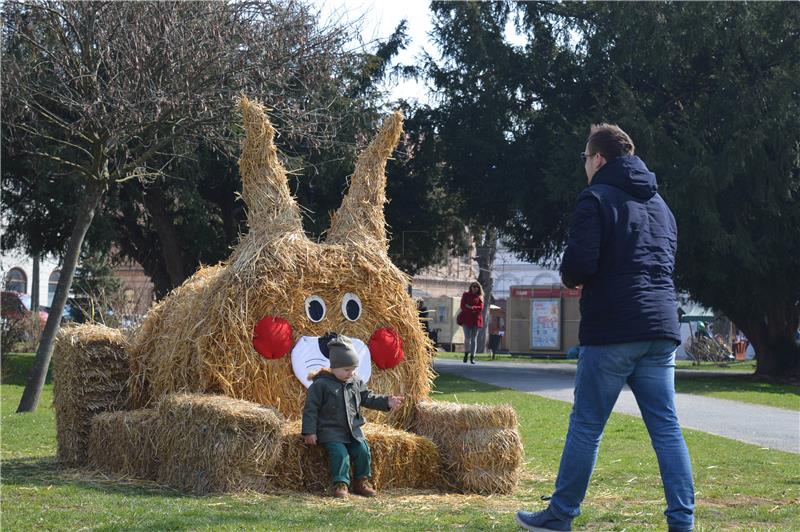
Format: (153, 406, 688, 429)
(388, 395, 404, 409)
(303, 434, 317, 446)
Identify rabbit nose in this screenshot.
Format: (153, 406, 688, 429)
(318, 332, 337, 358)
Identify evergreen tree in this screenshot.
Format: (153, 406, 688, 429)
(421, 1, 799, 377)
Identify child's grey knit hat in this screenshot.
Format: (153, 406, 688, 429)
(328, 336, 360, 369)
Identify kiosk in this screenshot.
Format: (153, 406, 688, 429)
(506, 285, 581, 356)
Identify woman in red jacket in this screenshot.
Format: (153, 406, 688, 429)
(460, 281, 484, 364)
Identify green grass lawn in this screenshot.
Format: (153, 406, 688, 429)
(2, 354, 798, 530)
(673, 377, 800, 411)
(435, 352, 799, 411)
(436, 350, 757, 371)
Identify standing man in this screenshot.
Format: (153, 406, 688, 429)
(516, 125, 694, 531)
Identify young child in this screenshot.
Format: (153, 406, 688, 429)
(301, 335, 404, 498)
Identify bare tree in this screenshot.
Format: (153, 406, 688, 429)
(474, 227, 497, 354)
(2, 0, 358, 412)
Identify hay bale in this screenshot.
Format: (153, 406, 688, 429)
(413, 401, 523, 494)
(414, 400, 518, 434)
(153, 393, 284, 494)
(366, 423, 443, 490)
(271, 420, 443, 493)
(443, 428, 523, 494)
(88, 409, 159, 479)
(53, 324, 130, 466)
(457, 428, 523, 471)
(458, 466, 520, 495)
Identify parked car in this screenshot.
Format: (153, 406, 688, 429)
(20, 294, 50, 324)
(1, 291, 48, 326)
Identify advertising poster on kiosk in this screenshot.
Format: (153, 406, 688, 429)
(531, 298, 561, 350)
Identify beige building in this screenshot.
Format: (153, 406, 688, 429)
(410, 253, 477, 298)
(1, 248, 155, 319)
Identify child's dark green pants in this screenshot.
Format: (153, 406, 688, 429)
(323, 439, 372, 485)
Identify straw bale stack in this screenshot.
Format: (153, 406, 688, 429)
(88, 409, 159, 479)
(152, 393, 284, 494)
(414, 401, 523, 494)
(53, 97, 524, 497)
(126, 97, 435, 432)
(53, 324, 130, 466)
(270, 420, 443, 493)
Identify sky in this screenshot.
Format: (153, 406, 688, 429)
(311, 1, 529, 106)
(311, 0, 434, 104)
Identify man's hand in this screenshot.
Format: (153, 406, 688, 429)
(303, 434, 317, 446)
(388, 395, 405, 409)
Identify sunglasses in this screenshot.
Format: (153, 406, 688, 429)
(580, 152, 592, 162)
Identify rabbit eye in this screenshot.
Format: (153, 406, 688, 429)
(341, 293, 362, 321)
(304, 296, 326, 323)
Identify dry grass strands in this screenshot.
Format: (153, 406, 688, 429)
(88, 409, 159, 479)
(413, 401, 523, 494)
(270, 420, 443, 493)
(53, 324, 130, 466)
(325, 111, 403, 249)
(127, 265, 224, 408)
(153, 393, 284, 494)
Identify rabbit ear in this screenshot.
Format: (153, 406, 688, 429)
(237, 96, 305, 239)
(325, 111, 403, 250)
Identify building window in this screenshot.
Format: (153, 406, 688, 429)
(48, 270, 60, 305)
(5, 268, 27, 293)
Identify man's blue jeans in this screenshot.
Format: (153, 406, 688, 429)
(549, 339, 695, 531)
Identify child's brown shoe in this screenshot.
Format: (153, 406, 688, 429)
(351, 477, 377, 497)
(332, 482, 349, 498)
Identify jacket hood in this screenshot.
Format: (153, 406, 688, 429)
(591, 155, 657, 200)
(309, 368, 354, 384)
(309, 368, 336, 382)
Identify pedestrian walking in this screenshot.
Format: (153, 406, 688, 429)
(516, 124, 694, 532)
(459, 281, 484, 364)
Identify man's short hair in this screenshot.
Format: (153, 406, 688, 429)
(587, 123, 635, 160)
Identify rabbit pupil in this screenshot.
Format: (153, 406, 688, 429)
(346, 299, 361, 320)
(307, 300, 324, 322)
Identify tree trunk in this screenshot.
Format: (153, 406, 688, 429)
(114, 194, 174, 300)
(17, 178, 107, 413)
(143, 186, 188, 289)
(474, 227, 497, 353)
(734, 303, 800, 380)
(31, 253, 40, 312)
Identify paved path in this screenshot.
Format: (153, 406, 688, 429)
(434, 358, 800, 454)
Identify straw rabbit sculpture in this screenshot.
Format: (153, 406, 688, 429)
(54, 97, 522, 495)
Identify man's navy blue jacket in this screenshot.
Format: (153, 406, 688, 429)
(560, 155, 681, 346)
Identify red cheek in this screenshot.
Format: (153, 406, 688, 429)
(368, 327, 404, 369)
(252, 316, 293, 360)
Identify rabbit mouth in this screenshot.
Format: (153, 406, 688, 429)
(290, 336, 372, 389)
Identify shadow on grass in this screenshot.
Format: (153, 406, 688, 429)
(2, 456, 272, 530)
(1, 353, 52, 386)
(675, 374, 800, 398)
(0, 456, 187, 498)
(431, 373, 504, 395)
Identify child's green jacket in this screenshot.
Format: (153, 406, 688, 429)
(301, 370, 390, 443)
